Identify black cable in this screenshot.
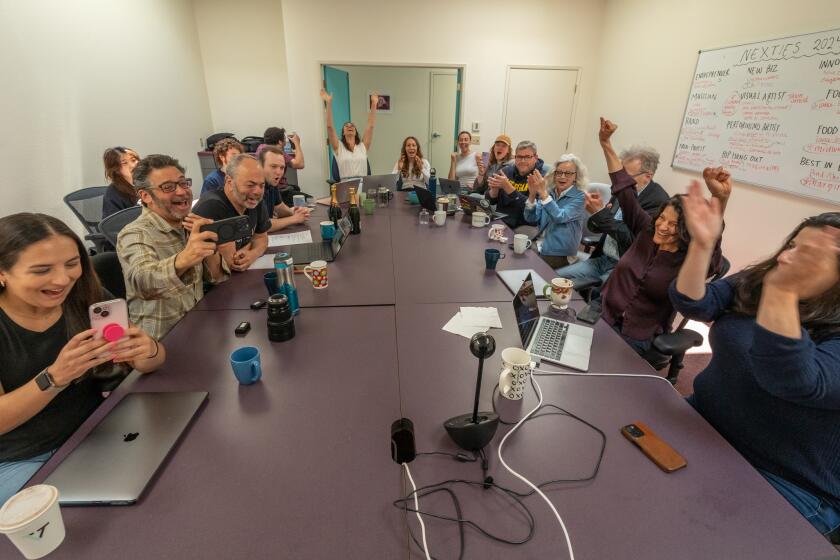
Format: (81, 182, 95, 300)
(403, 487, 465, 560)
(416, 451, 477, 463)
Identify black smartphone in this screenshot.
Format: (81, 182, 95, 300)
(200, 215, 251, 245)
(250, 300, 267, 310)
(577, 303, 601, 325)
(234, 321, 251, 336)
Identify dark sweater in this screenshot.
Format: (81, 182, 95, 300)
(670, 277, 840, 507)
(587, 180, 669, 258)
(201, 169, 225, 196)
(485, 159, 549, 229)
(102, 184, 136, 219)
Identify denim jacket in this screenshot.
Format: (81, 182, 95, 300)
(523, 186, 585, 257)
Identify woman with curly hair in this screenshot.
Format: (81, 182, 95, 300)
(392, 136, 430, 191)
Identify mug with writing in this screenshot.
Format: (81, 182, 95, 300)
(303, 260, 329, 289)
(472, 211, 491, 228)
(230, 346, 262, 385)
(0, 484, 66, 559)
(513, 234, 532, 255)
(320, 221, 336, 241)
(484, 248, 505, 270)
(487, 223, 506, 242)
(436, 196, 449, 212)
(499, 347, 531, 400)
(542, 277, 574, 310)
(433, 210, 446, 226)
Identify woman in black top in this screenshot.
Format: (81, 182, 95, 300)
(101, 146, 140, 219)
(0, 213, 165, 504)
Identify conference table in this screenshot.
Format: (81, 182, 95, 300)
(6, 193, 836, 559)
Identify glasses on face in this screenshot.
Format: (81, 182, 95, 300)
(555, 171, 577, 178)
(149, 178, 192, 193)
(514, 154, 535, 161)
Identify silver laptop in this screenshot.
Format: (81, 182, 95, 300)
(497, 269, 550, 300)
(364, 173, 399, 193)
(316, 178, 362, 206)
(512, 274, 593, 371)
(44, 391, 208, 505)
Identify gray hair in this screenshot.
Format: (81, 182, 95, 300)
(515, 140, 537, 154)
(553, 153, 589, 191)
(619, 145, 660, 175)
(226, 153, 259, 180)
(133, 154, 185, 190)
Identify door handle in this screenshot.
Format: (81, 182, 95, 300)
(432, 132, 441, 138)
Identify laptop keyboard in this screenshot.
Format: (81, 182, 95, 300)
(531, 319, 569, 361)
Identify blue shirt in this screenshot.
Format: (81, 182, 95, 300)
(670, 277, 840, 506)
(523, 186, 585, 257)
(201, 169, 225, 196)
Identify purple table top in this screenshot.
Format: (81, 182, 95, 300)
(394, 303, 835, 559)
(11, 308, 405, 559)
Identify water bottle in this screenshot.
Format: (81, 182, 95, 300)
(419, 208, 430, 225)
(273, 252, 300, 315)
(284, 132, 294, 154)
(429, 168, 437, 197)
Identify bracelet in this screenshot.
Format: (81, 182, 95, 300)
(146, 339, 160, 360)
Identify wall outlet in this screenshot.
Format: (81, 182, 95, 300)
(471, 135, 480, 144)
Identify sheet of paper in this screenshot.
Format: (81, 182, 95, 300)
(249, 254, 276, 270)
(268, 230, 312, 247)
(442, 312, 489, 340)
(459, 307, 503, 329)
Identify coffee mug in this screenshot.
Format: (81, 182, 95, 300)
(543, 277, 574, 309)
(230, 346, 262, 385)
(363, 198, 376, 215)
(499, 347, 531, 400)
(485, 248, 505, 270)
(292, 194, 306, 208)
(263, 272, 278, 296)
(488, 223, 506, 241)
(436, 197, 449, 212)
(320, 221, 336, 240)
(433, 210, 446, 226)
(0, 484, 66, 559)
(303, 260, 328, 289)
(472, 211, 491, 227)
(513, 234, 532, 254)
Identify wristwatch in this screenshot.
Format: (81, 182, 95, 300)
(35, 369, 61, 393)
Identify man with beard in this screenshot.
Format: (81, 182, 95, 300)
(192, 154, 270, 272)
(117, 154, 228, 339)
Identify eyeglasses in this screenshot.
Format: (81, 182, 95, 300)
(514, 154, 535, 161)
(555, 171, 577, 177)
(147, 178, 193, 193)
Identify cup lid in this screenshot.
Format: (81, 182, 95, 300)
(0, 485, 58, 533)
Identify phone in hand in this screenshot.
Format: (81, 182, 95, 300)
(481, 151, 490, 167)
(200, 215, 251, 245)
(621, 422, 687, 473)
(89, 299, 129, 342)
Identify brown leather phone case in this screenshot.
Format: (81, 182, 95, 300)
(621, 421, 687, 473)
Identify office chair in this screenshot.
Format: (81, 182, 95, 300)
(327, 156, 372, 185)
(63, 186, 109, 253)
(99, 206, 142, 248)
(652, 256, 731, 384)
(91, 251, 126, 300)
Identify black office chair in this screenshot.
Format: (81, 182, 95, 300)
(327, 156, 371, 185)
(99, 206, 142, 248)
(63, 186, 109, 253)
(90, 251, 126, 300)
(652, 257, 731, 384)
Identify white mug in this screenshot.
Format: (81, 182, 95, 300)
(542, 277, 574, 309)
(303, 260, 328, 289)
(487, 223, 506, 241)
(499, 347, 531, 400)
(472, 211, 491, 228)
(513, 234, 532, 254)
(433, 210, 446, 226)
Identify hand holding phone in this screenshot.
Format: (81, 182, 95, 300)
(200, 215, 251, 245)
(89, 299, 129, 342)
(622, 422, 687, 472)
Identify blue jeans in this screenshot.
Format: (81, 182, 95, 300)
(759, 469, 840, 542)
(0, 451, 54, 506)
(556, 255, 617, 289)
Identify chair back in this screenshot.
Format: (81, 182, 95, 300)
(64, 186, 109, 235)
(90, 251, 126, 300)
(99, 206, 142, 248)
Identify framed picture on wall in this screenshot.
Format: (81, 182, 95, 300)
(370, 91, 391, 113)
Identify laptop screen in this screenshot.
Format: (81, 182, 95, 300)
(332, 216, 352, 253)
(512, 273, 541, 346)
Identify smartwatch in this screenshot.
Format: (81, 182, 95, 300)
(35, 369, 61, 392)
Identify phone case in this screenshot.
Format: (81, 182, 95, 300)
(89, 299, 129, 341)
(200, 215, 251, 245)
(621, 422, 687, 473)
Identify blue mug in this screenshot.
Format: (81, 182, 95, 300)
(320, 221, 336, 240)
(230, 346, 262, 385)
(263, 272, 278, 296)
(407, 191, 419, 204)
(485, 248, 505, 270)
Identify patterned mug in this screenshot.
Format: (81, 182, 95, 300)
(303, 260, 329, 289)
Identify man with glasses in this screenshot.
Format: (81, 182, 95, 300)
(192, 153, 270, 272)
(117, 154, 228, 339)
(486, 140, 551, 229)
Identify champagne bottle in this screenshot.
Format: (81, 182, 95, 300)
(328, 184, 342, 228)
(348, 187, 361, 234)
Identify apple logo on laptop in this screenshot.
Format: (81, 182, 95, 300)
(123, 432, 139, 442)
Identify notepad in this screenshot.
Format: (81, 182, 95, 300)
(268, 231, 313, 247)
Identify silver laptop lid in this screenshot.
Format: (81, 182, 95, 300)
(44, 391, 207, 505)
(362, 173, 398, 193)
(512, 273, 541, 347)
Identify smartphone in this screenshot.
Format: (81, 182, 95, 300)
(200, 215, 251, 245)
(89, 299, 129, 341)
(621, 422, 687, 473)
(481, 151, 490, 167)
(577, 303, 601, 325)
(234, 321, 251, 336)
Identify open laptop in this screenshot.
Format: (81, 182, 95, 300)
(44, 391, 208, 505)
(437, 178, 462, 196)
(458, 194, 507, 220)
(512, 273, 593, 371)
(288, 216, 352, 264)
(497, 269, 549, 299)
(364, 173, 399, 194)
(316, 178, 362, 206)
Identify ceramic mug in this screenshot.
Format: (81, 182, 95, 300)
(303, 260, 329, 289)
(472, 211, 491, 227)
(513, 234, 532, 254)
(488, 223, 506, 241)
(499, 347, 531, 400)
(542, 277, 574, 309)
(484, 248, 505, 270)
(433, 210, 446, 226)
(230, 347, 262, 385)
(320, 221, 336, 240)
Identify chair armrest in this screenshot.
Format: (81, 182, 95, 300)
(572, 277, 602, 292)
(652, 329, 703, 356)
(581, 235, 601, 249)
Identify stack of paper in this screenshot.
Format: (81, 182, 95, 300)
(442, 307, 503, 340)
(268, 231, 312, 247)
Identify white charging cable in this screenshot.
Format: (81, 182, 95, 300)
(531, 368, 680, 391)
(403, 462, 432, 560)
(496, 369, 576, 560)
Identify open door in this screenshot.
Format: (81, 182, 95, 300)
(322, 65, 351, 181)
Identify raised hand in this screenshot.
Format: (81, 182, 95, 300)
(451, 152, 457, 162)
(370, 92, 380, 110)
(599, 117, 618, 143)
(177, 217, 218, 271)
(682, 180, 723, 250)
(320, 89, 332, 103)
(527, 169, 547, 196)
(764, 226, 840, 299)
(584, 191, 604, 214)
(702, 166, 733, 200)
(487, 172, 512, 193)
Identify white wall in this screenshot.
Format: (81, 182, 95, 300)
(583, 0, 840, 271)
(333, 65, 457, 175)
(281, 0, 607, 196)
(0, 0, 213, 233)
(193, 0, 291, 139)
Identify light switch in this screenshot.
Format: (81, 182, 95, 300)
(471, 121, 480, 133)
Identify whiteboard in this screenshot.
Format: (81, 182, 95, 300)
(672, 28, 840, 205)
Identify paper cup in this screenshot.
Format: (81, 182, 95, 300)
(0, 485, 65, 559)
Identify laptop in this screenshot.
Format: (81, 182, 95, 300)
(458, 194, 507, 221)
(512, 273, 593, 371)
(44, 391, 208, 505)
(497, 269, 550, 299)
(316, 178, 362, 206)
(364, 173, 399, 194)
(288, 216, 352, 264)
(437, 178, 462, 196)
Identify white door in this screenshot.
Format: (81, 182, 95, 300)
(502, 68, 578, 164)
(429, 72, 458, 174)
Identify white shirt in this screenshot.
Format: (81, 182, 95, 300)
(392, 159, 431, 190)
(335, 142, 368, 178)
(453, 152, 478, 189)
